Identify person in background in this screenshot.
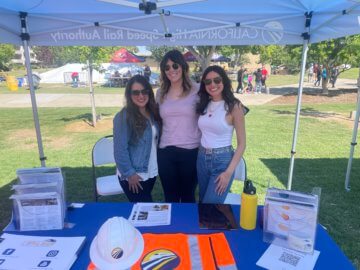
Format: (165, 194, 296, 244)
(157, 49, 201, 203)
(330, 66, 339, 88)
(242, 69, 248, 92)
(247, 72, 253, 93)
(314, 65, 322, 87)
(308, 63, 314, 83)
(113, 75, 161, 202)
(196, 65, 246, 203)
(71, 71, 79, 88)
(254, 68, 262, 94)
(322, 66, 327, 87)
(261, 64, 269, 90)
(236, 66, 244, 93)
(144, 64, 151, 82)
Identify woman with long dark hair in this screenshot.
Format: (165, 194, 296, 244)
(113, 75, 161, 202)
(196, 65, 246, 203)
(157, 49, 201, 202)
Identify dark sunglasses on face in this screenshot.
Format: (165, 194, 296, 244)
(165, 63, 180, 71)
(131, 89, 149, 96)
(203, 77, 222, 86)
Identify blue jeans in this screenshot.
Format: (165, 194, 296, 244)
(197, 146, 234, 203)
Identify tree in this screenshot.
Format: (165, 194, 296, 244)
(147, 46, 180, 64)
(251, 45, 302, 73)
(218, 46, 252, 67)
(307, 36, 360, 93)
(185, 46, 216, 72)
(33, 46, 55, 67)
(0, 44, 15, 71)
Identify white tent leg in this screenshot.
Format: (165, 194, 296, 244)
(344, 76, 360, 191)
(21, 13, 46, 167)
(87, 60, 97, 127)
(287, 39, 309, 190)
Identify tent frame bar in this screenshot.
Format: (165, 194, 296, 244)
(345, 77, 360, 191)
(287, 11, 312, 190)
(20, 12, 46, 167)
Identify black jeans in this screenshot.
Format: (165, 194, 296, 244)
(119, 176, 156, 202)
(236, 81, 243, 92)
(158, 146, 198, 203)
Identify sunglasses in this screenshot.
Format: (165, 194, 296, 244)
(165, 63, 180, 71)
(131, 89, 149, 96)
(203, 77, 222, 86)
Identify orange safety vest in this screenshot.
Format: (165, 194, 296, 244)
(88, 233, 237, 270)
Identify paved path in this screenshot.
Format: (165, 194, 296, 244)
(0, 79, 357, 108)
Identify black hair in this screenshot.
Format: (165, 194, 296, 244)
(196, 65, 240, 115)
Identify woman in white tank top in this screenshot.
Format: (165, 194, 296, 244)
(196, 65, 247, 203)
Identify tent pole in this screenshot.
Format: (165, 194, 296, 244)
(287, 39, 309, 190)
(87, 60, 97, 127)
(20, 12, 46, 167)
(344, 73, 360, 191)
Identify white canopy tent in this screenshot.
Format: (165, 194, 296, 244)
(0, 0, 359, 190)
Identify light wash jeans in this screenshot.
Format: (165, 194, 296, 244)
(197, 146, 234, 203)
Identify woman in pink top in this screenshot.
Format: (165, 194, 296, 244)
(157, 50, 201, 202)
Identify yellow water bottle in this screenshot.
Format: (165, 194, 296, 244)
(240, 180, 258, 230)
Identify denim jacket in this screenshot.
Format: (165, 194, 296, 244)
(113, 109, 160, 179)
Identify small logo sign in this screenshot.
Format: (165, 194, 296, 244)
(111, 247, 124, 259)
(38, 260, 51, 267)
(262, 21, 284, 44)
(0, 259, 5, 265)
(2, 249, 15, 255)
(141, 249, 180, 269)
(46, 250, 59, 257)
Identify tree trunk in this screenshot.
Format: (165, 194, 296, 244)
(322, 78, 329, 94)
(186, 46, 216, 71)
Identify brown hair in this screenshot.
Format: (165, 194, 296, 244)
(159, 49, 192, 103)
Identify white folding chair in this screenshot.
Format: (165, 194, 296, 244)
(92, 135, 124, 201)
(224, 157, 247, 205)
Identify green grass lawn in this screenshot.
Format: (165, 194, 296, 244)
(0, 102, 359, 267)
(339, 68, 360, 80)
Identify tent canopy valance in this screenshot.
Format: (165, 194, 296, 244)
(1, 0, 360, 47)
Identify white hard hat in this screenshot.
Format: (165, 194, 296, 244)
(90, 217, 144, 270)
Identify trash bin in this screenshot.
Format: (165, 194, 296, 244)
(17, 77, 24, 87)
(6, 76, 18, 91)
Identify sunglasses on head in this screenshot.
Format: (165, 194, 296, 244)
(131, 89, 149, 96)
(165, 63, 180, 71)
(203, 77, 222, 86)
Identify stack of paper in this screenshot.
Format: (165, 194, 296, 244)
(0, 233, 85, 270)
(129, 203, 171, 227)
(9, 167, 66, 231)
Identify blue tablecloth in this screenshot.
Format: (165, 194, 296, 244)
(4, 203, 355, 269)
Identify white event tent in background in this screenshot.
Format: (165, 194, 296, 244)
(0, 0, 360, 190)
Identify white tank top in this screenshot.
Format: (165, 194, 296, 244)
(198, 100, 234, 148)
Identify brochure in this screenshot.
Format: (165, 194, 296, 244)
(129, 203, 171, 227)
(198, 203, 238, 230)
(263, 188, 319, 254)
(9, 167, 66, 231)
(256, 244, 320, 270)
(0, 233, 85, 270)
(10, 192, 64, 231)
